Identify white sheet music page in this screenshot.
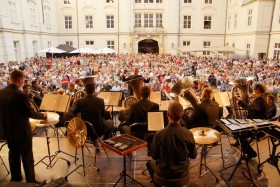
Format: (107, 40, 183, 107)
(148, 112, 164, 131)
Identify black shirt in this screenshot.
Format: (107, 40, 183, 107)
(151, 123, 197, 179)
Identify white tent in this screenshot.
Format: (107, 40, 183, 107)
(69, 47, 96, 54)
(95, 47, 116, 54)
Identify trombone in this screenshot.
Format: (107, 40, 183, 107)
(30, 89, 43, 100)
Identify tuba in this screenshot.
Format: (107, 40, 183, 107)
(124, 77, 144, 108)
(229, 78, 250, 119)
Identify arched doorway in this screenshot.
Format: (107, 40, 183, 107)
(138, 39, 159, 54)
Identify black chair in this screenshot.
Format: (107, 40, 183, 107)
(0, 140, 10, 179)
(74, 121, 110, 168)
(154, 173, 188, 187)
(130, 122, 148, 140)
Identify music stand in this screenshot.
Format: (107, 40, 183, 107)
(101, 134, 147, 187)
(98, 91, 123, 125)
(35, 94, 73, 168)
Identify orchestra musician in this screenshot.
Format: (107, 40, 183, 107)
(31, 80, 44, 107)
(70, 82, 114, 140)
(122, 86, 159, 136)
(65, 82, 78, 107)
(266, 94, 277, 120)
(22, 84, 34, 101)
(146, 102, 197, 185)
(184, 87, 222, 130)
(0, 69, 47, 185)
(236, 83, 268, 160)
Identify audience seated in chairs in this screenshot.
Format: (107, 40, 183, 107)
(121, 85, 159, 139)
(70, 82, 114, 140)
(146, 102, 197, 186)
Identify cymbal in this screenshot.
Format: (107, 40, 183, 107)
(67, 117, 87, 148)
(29, 112, 59, 127)
(190, 127, 220, 145)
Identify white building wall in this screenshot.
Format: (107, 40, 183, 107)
(1, 0, 280, 62)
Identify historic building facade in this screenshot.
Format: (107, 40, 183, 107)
(0, 0, 279, 62)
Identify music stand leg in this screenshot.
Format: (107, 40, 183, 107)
(113, 155, 144, 187)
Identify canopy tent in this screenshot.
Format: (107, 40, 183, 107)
(37, 47, 66, 59)
(69, 47, 96, 54)
(95, 47, 116, 54)
(211, 46, 245, 57)
(56, 44, 76, 53)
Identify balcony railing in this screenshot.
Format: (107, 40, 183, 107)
(133, 26, 164, 34)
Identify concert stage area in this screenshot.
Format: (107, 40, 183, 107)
(0, 129, 279, 187)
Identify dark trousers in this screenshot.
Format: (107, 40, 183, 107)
(146, 160, 157, 185)
(8, 141, 35, 183)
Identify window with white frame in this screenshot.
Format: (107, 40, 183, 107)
(203, 41, 211, 55)
(45, 12, 51, 28)
(273, 43, 280, 60)
(66, 41, 73, 46)
(107, 41, 115, 49)
(135, 0, 141, 3)
(246, 44, 250, 58)
(156, 13, 162, 27)
(248, 9, 252, 26)
(85, 15, 93, 29)
(106, 15, 114, 28)
(9, 1, 18, 23)
(184, 0, 192, 3)
(85, 41, 94, 45)
(183, 41, 190, 46)
(48, 41, 52, 47)
(205, 0, 212, 4)
(135, 13, 141, 27)
(106, 0, 114, 3)
(144, 0, 153, 3)
(64, 0, 70, 4)
(227, 15, 231, 29)
(183, 16, 191, 29)
(204, 16, 212, 29)
(64, 16, 72, 29)
(144, 13, 153, 27)
(156, 0, 162, 3)
(234, 13, 237, 28)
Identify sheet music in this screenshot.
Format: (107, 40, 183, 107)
(213, 92, 222, 107)
(148, 112, 164, 131)
(159, 100, 172, 111)
(220, 119, 232, 125)
(150, 92, 161, 105)
(98, 92, 122, 106)
(220, 92, 231, 106)
(40, 94, 70, 112)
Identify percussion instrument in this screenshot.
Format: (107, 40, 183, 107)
(29, 112, 59, 127)
(190, 127, 220, 145)
(67, 117, 87, 148)
(218, 119, 272, 136)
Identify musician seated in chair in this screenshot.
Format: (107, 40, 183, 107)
(146, 102, 197, 185)
(70, 82, 114, 140)
(236, 83, 268, 160)
(184, 87, 222, 130)
(266, 94, 277, 120)
(122, 86, 159, 138)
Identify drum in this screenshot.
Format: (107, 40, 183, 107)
(190, 127, 221, 145)
(29, 112, 59, 128)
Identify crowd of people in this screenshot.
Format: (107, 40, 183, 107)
(1, 53, 280, 99)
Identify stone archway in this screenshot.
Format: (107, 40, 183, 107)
(138, 39, 159, 54)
